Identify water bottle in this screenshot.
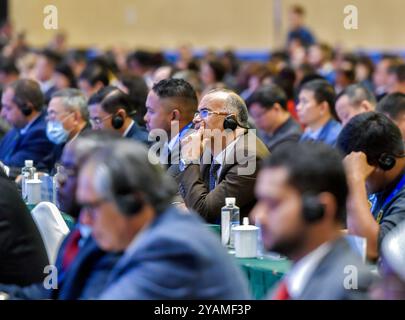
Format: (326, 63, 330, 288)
(221, 197, 240, 250)
(255, 219, 265, 259)
(53, 164, 62, 207)
(21, 160, 36, 201)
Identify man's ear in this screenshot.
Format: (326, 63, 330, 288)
(172, 109, 180, 121)
(320, 101, 330, 116)
(360, 100, 374, 112)
(117, 108, 127, 118)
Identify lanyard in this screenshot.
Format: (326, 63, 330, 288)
(369, 173, 405, 223)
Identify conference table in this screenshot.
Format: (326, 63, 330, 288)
(207, 224, 291, 299)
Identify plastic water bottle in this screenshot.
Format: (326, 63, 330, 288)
(21, 160, 36, 201)
(255, 219, 265, 259)
(221, 197, 240, 251)
(53, 165, 62, 208)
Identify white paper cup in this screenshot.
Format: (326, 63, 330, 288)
(234, 224, 258, 258)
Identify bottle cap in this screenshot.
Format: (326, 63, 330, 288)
(233, 217, 259, 231)
(225, 197, 236, 206)
(25, 160, 33, 167)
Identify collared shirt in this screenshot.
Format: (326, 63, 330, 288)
(122, 120, 135, 138)
(20, 114, 40, 135)
(301, 125, 323, 141)
(258, 117, 302, 152)
(213, 133, 244, 180)
(39, 79, 55, 95)
(286, 242, 332, 299)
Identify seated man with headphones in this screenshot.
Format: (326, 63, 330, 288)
(0, 79, 55, 178)
(88, 87, 149, 145)
(76, 140, 250, 299)
(179, 89, 270, 223)
(253, 142, 373, 299)
(338, 112, 405, 261)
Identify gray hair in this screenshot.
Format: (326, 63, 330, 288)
(341, 84, 377, 109)
(87, 140, 176, 215)
(207, 89, 250, 128)
(51, 88, 89, 120)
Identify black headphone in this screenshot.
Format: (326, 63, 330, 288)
(378, 153, 397, 171)
(302, 194, 325, 223)
(13, 96, 33, 117)
(223, 114, 250, 130)
(114, 191, 144, 217)
(111, 113, 125, 129)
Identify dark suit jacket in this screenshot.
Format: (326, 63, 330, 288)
(36, 123, 91, 174)
(0, 227, 121, 300)
(0, 169, 49, 286)
(96, 206, 251, 299)
(0, 112, 55, 178)
(179, 131, 270, 223)
(297, 237, 375, 300)
(125, 120, 150, 146)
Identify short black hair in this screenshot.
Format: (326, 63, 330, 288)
(247, 84, 288, 110)
(88, 86, 117, 106)
(100, 89, 134, 114)
(206, 60, 226, 82)
(152, 78, 198, 115)
(377, 92, 405, 120)
(263, 142, 348, 223)
(389, 63, 405, 83)
(337, 112, 404, 165)
(79, 62, 109, 87)
(39, 49, 63, 66)
(300, 79, 337, 119)
(0, 58, 18, 75)
(55, 62, 77, 88)
(8, 79, 44, 112)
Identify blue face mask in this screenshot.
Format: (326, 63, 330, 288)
(46, 120, 70, 144)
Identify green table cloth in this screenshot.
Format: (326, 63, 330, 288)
(206, 224, 291, 299)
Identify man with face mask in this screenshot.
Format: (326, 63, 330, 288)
(37, 88, 90, 173)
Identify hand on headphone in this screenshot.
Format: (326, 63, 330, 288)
(343, 151, 376, 182)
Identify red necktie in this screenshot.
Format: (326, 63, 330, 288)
(62, 229, 82, 271)
(272, 279, 291, 300)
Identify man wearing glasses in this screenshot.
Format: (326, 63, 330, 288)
(87, 87, 149, 145)
(178, 89, 269, 223)
(37, 88, 90, 173)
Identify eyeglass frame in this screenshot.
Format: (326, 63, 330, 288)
(194, 109, 231, 119)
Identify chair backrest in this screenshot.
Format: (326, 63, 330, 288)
(31, 202, 70, 264)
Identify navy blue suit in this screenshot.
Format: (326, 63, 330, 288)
(0, 228, 121, 300)
(125, 121, 150, 146)
(96, 206, 251, 299)
(0, 112, 55, 177)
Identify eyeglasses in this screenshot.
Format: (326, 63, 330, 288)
(89, 114, 113, 127)
(194, 109, 229, 119)
(46, 111, 75, 122)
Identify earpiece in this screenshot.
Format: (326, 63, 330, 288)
(13, 96, 33, 117)
(302, 194, 325, 223)
(223, 115, 239, 130)
(111, 113, 125, 129)
(115, 192, 144, 216)
(378, 153, 396, 171)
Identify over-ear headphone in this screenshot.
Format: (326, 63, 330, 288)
(223, 114, 250, 130)
(111, 113, 125, 129)
(378, 153, 396, 171)
(114, 191, 144, 217)
(302, 194, 325, 223)
(13, 96, 33, 117)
